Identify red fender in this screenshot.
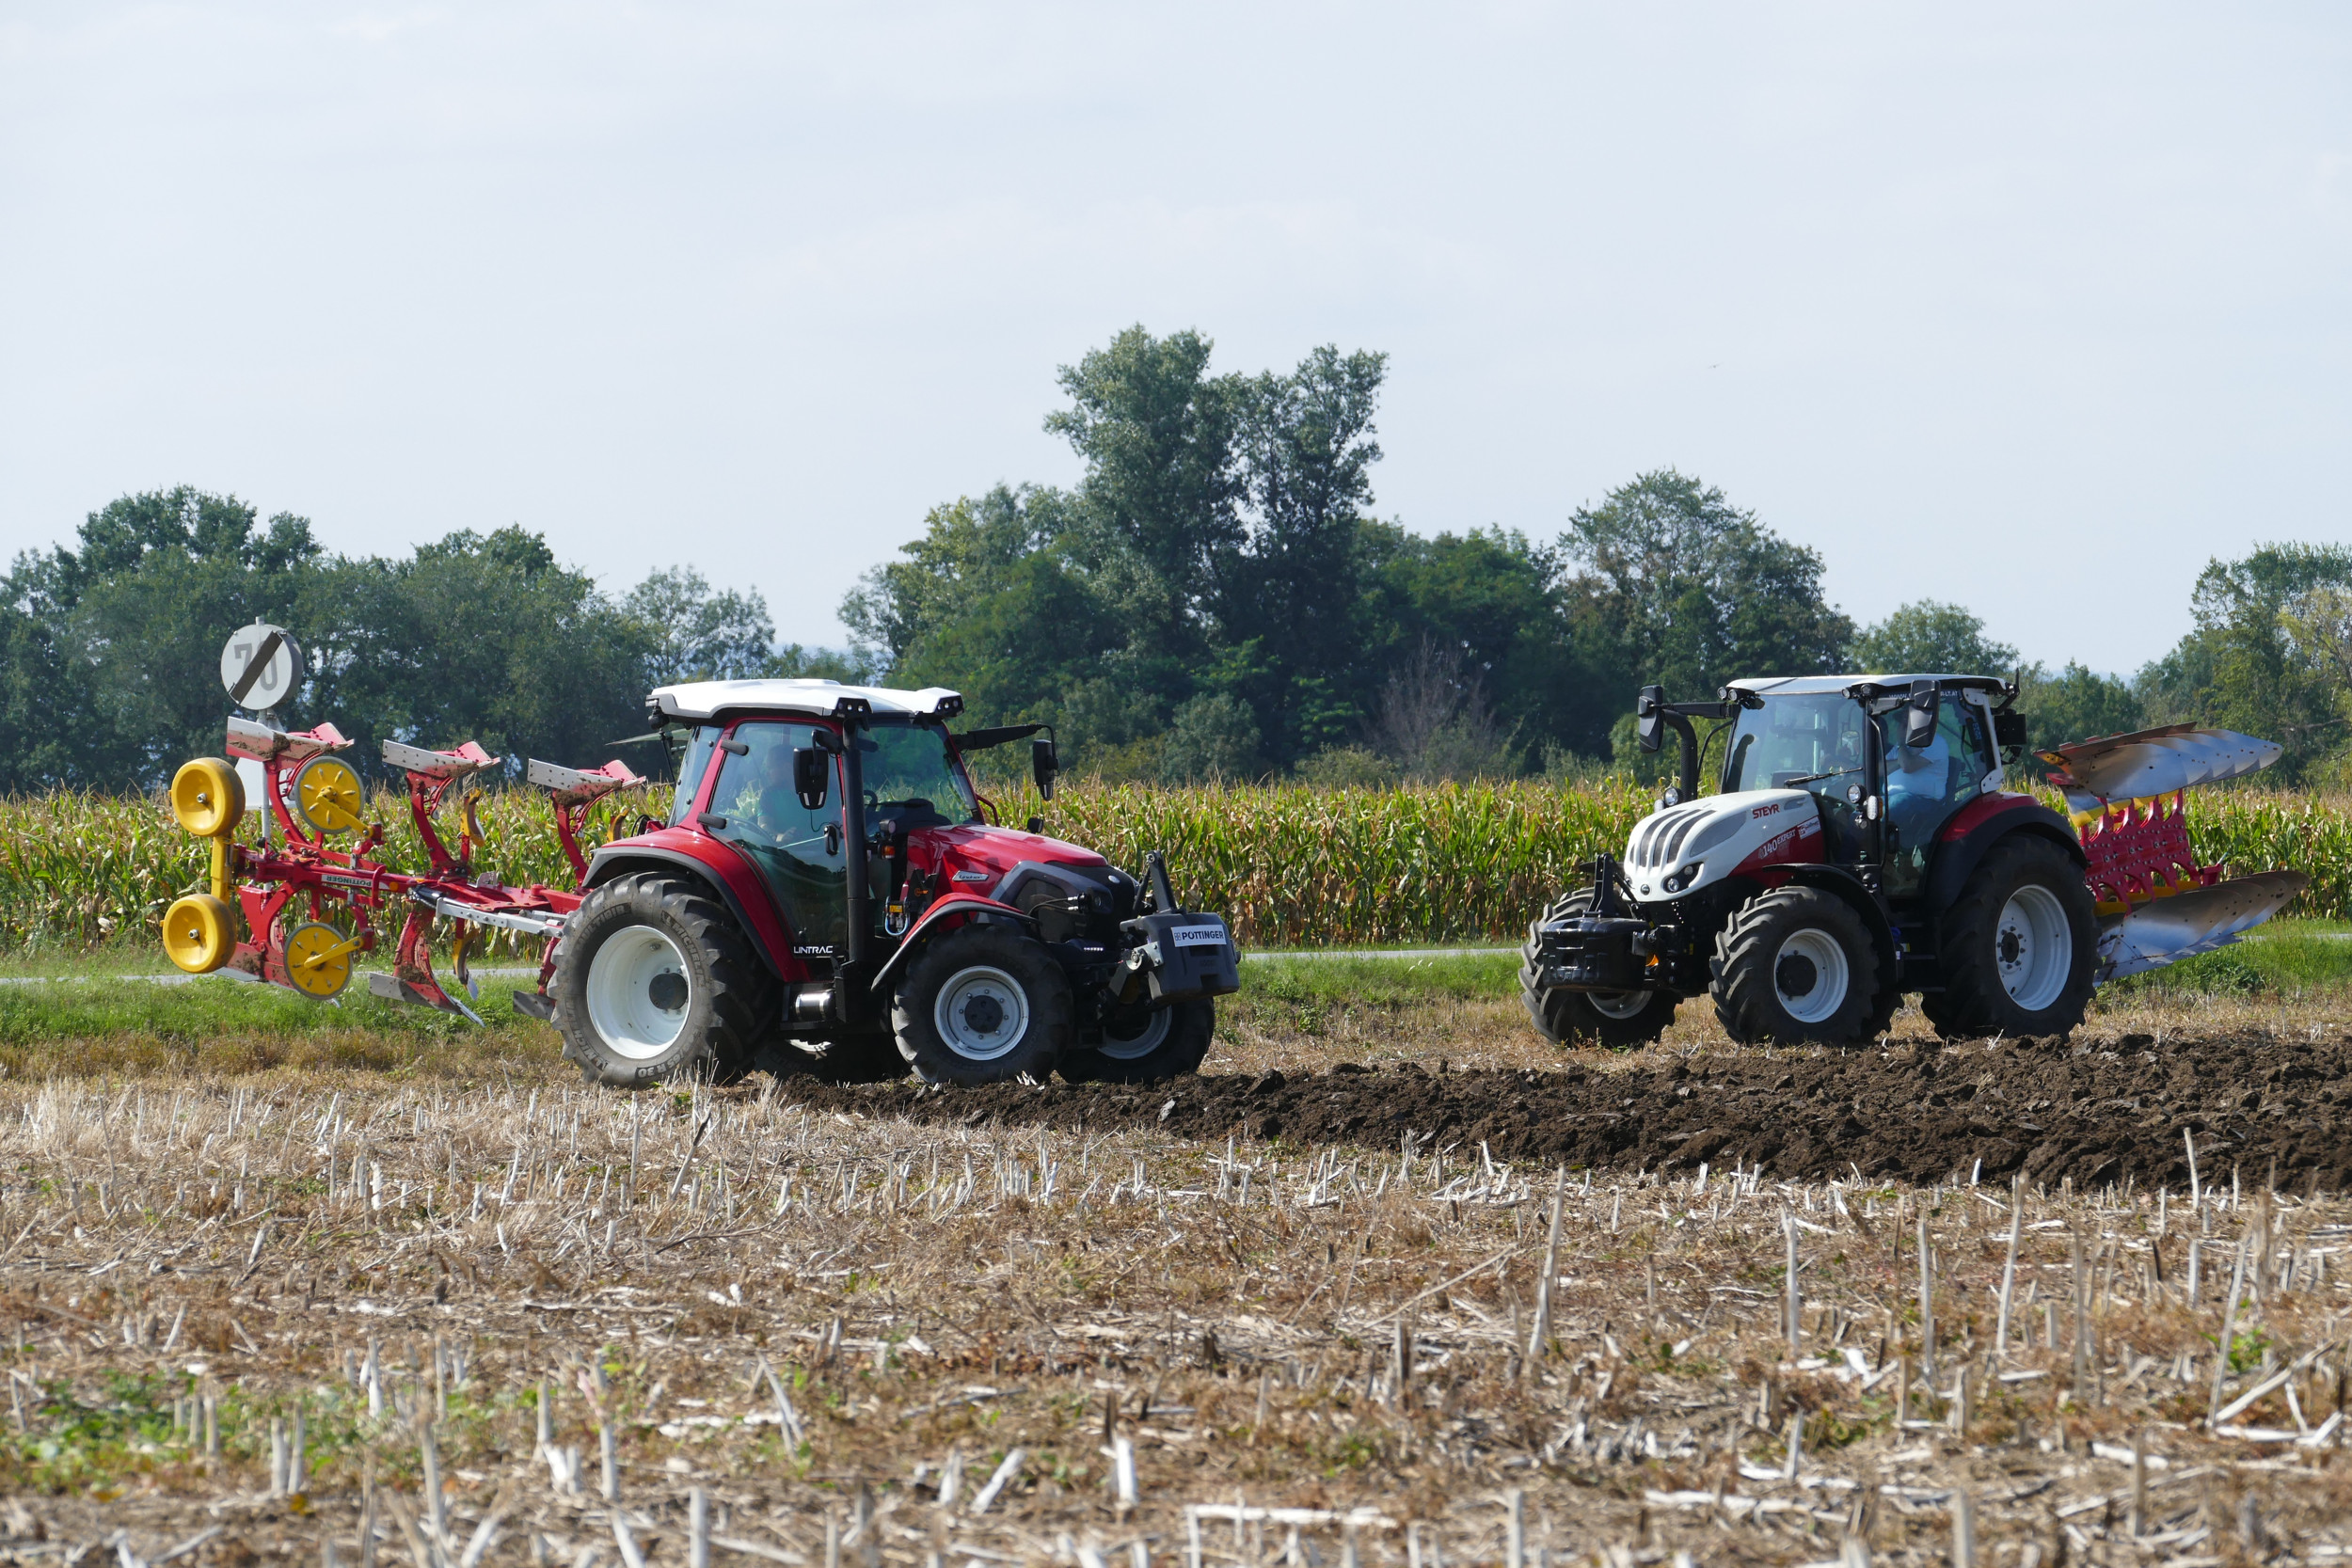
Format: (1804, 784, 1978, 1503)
(584, 827, 814, 983)
(869, 892, 1031, 994)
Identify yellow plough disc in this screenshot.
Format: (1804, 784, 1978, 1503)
(282, 921, 359, 1000)
(293, 754, 365, 836)
(161, 894, 236, 974)
(169, 757, 245, 838)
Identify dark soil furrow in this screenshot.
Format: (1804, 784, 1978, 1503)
(773, 1030, 2352, 1188)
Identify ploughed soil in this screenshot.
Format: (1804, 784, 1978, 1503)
(775, 1028, 2352, 1190)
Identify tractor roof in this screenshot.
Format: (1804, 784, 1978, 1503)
(651, 679, 964, 722)
(1728, 673, 2010, 697)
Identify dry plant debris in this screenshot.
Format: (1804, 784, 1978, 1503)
(0, 1054, 2343, 1568)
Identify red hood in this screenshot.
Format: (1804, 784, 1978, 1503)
(913, 822, 1107, 887)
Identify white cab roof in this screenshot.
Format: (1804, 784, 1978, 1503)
(651, 679, 963, 721)
(1727, 673, 2004, 696)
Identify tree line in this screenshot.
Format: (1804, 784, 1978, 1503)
(2, 325, 2339, 792)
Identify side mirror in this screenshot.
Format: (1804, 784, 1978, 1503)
(1031, 736, 1059, 800)
(1636, 685, 1665, 753)
(1902, 681, 1940, 749)
(792, 747, 830, 811)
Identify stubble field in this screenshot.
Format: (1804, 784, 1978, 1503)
(0, 955, 2346, 1566)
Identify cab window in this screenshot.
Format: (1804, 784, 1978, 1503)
(668, 727, 720, 827)
(1720, 693, 1870, 805)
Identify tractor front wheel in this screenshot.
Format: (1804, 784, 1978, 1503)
(891, 923, 1075, 1085)
(1519, 890, 1678, 1049)
(1922, 837, 2097, 1039)
(1710, 887, 1882, 1046)
(550, 873, 775, 1087)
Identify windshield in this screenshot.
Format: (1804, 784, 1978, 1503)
(860, 720, 978, 826)
(1721, 693, 1869, 801)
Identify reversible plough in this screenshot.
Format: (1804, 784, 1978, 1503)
(160, 718, 644, 1022)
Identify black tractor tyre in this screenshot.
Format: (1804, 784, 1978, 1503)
(1920, 837, 2098, 1040)
(1059, 998, 1216, 1084)
(550, 872, 776, 1088)
(1519, 889, 1679, 1050)
(1710, 886, 1882, 1046)
(891, 923, 1076, 1086)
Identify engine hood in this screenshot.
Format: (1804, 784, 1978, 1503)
(911, 821, 1110, 894)
(1621, 788, 1824, 899)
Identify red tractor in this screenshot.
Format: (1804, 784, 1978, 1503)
(518, 679, 1240, 1087)
(1520, 673, 2304, 1047)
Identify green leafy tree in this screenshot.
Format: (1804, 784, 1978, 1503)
(1850, 600, 2018, 676)
(2012, 661, 2146, 768)
(1562, 470, 1852, 757)
(1045, 327, 1243, 668)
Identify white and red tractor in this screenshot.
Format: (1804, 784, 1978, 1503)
(521, 679, 1241, 1087)
(1520, 674, 2304, 1047)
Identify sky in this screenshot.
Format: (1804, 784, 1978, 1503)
(2, 3, 2346, 675)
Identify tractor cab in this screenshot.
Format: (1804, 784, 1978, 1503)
(1715, 675, 2007, 899)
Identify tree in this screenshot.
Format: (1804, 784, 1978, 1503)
(1850, 600, 2018, 676)
(1045, 327, 1243, 666)
(2014, 662, 2146, 768)
(2159, 543, 2352, 776)
(626, 567, 779, 684)
(1563, 469, 1852, 725)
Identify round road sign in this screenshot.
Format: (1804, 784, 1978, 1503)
(218, 622, 304, 710)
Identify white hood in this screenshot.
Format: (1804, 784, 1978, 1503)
(1621, 788, 1822, 900)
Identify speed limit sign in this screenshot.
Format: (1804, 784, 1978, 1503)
(219, 622, 304, 711)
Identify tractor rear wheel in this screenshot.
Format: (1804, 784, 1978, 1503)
(1059, 998, 1216, 1083)
(891, 923, 1075, 1085)
(550, 873, 775, 1087)
(1519, 890, 1678, 1049)
(1710, 886, 1882, 1045)
(1921, 837, 2097, 1039)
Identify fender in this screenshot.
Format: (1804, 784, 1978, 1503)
(1776, 863, 1902, 1009)
(584, 830, 809, 982)
(1924, 793, 2087, 917)
(868, 892, 1033, 993)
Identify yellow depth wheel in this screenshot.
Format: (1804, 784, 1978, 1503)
(282, 921, 358, 1000)
(293, 754, 365, 836)
(161, 894, 236, 974)
(169, 758, 245, 838)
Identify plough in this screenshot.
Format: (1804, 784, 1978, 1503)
(160, 718, 645, 1022)
(2037, 723, 2308, 980)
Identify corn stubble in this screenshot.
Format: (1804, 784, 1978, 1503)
(0, 1064, 2344, 1562)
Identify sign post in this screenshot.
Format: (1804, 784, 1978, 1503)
(220, 623, 302, 844)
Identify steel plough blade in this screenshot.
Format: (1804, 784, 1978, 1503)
(2041, 724, 2282, 814)
(2095, 869, 2310, 982)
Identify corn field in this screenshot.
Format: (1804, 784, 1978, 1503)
(4, 780, 2345, 953)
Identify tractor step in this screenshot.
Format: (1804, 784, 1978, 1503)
(2096, 869, 2310, 982)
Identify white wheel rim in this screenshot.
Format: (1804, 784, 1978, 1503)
(1996, 884, 2072, 1012)
(1590, 990, 1652, 1020)
(1097, 1005, 1172, 1062)
(1773, 927, 1851, 1024)
(934, 965, 1031, 1061)
(585, 927, 691, 1060)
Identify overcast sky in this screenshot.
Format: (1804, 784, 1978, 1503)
(3, 4, 2344, 674)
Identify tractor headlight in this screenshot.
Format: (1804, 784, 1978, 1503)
(1663, 863, 1703, 894)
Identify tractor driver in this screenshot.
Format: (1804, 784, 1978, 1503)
(1883, 715, 1955, 851)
